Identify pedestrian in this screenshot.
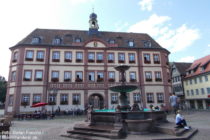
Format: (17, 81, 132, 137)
(175, 110, 190, 129)
(169, 93, 178, 114)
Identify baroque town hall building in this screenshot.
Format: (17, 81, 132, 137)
(5, 13, 171, 114)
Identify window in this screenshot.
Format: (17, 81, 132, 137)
(118, 53, 125, 63)
(108, 72, 115, 82)
(11, 71, 16, 81)
(75, 72, 83, 82)
(199, 77, 203, 83)
(8, 95, 14, 106)
(196, 89, 199, 95)
(96, 53, 103, 62)
(12, 52, 18, 62)
(191, 89, 194, 96)
(205, 75, 208, 82)
(157, 93, 164, 103)
(51, 71, 59, 82)
(111, 93, 118, 104)
(133, 93, 140, 103)
(145, 72, 152, 82)
(75, 38, 81, 43)
(36, 51, 44, 61)
(60, 94, 68, 105)
(186, 80, 188, 86)
(128, 41, 134, 47)
(21, 94, 30, 106)
(153, 54, 160, 64)
(48, 95, 56, 105)
(52, 51, 60, 62)
(129, 53, 135, 63)
(190, 79, 192, 85)
(88, 72, 95, 81)
(109, 39, 115, 44)
(35, 70, 43, 81)
(194, 78, 197, 84)
(24, 70, 32, 81)
(72, 94, 80, 105)
(144, 54, 151, 64)
(143, 41, 152, 48)
(108, 53, 114, 63)
(147, 93, 154, 103)
(64, 71, 71, 82)
(201, 88, 205, 94)
(186, 90, 190, 96)
(33, 94, 41, 104)
(207, 88, 210, 94)
(53, 38, 61, 45)
(31, 37, 41, 44)
(25, 50, 34, 61)
(76, 52, 83, 62)
(88, 52, 95, 62)
(97, 72, 104, 82)
(155, 72, 162, 82)
(64, 52, 72, 62)
(130, 72, 136, 82)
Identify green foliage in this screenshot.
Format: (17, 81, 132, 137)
(0, 76, 7, 103)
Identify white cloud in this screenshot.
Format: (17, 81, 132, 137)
(208, 44, 210, 47)
(128, 14, 200, 53)
(68, 0, 95, 5)
(178, 56, 195, 62)
(138, 0, 154, 11)
(114, 21, 129, 32)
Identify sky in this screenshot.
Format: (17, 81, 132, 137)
(0, 0, 210, 80)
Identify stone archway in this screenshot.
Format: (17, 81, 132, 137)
(89, 94, 104, 109)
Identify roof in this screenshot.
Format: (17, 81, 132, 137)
(12, 28, 168, 52)
(173, 62, 192, 75)
(185, 55, 210, 78)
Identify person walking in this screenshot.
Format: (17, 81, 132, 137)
(169, 93, 179, 114)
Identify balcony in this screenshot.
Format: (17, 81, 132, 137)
(108, 60, 114, 63)
(52, 59, 60, 62)
(97, 78, 104, 82)
(12, 59, 17, 63)
(64, 59, 72, 62)
(154, 61, 160, 64)
(35, 78, 43, 81)
(129, 60, 135, 64)
(75, 78, 83, 82)
(23, 78, 31, 81)
(51, 78, 59, 82)
(21, 102, 29, 106)
(73, 100, 80, 105)
(111, 100, 118, 104)
(118, 60, 125, 63)
(36, 58, 44, 62)
(144, 60, 151, 64)
(146, 78, 152, 82)
(60, 101, 68, 105)
(155, 78, 162, 82)
(130, 79, 137, 82)
(108, 79, 115, 82)
(96, 59, 103, 63)
(48, 101, 56, 105)
(88, 59, 95, 63)
(25, 58, 33, 61)
(76, 59, 82, 63)
(64, 79, 71, 82)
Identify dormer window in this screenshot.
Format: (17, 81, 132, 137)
(200, 67, 205, 72)
(144, 40, 152, 48)
(109, 39, 115, 44)
(75, 38, 81, 43)
(128, 41, 134, 47)
(53, 38, 61, 45)
(31, 37, 41, 44)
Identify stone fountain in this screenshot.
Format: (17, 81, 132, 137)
(63, 65, 198, 139)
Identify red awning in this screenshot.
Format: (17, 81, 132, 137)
(31, 102, 48, 108)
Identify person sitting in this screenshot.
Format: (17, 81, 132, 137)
(175, 110, 190, 129)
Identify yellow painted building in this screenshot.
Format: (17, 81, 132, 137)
(183, 55, 210, 109)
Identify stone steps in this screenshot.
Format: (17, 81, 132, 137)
(61, 133, 111, 140)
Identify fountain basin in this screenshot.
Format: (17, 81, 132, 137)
(109, 85, 138, 93)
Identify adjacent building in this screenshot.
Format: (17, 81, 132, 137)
(171, 62, 192, 106)
(5, 13, 171, 114)
(184, 55, 210, 109)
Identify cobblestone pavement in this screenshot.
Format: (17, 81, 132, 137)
(7, 110, 210, 140)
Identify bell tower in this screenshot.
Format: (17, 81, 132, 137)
(88, 12, 99, 35)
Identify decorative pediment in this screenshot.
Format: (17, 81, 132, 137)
(85, 41, 106, 48)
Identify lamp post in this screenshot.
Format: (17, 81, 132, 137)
(48, 88, 58, 113)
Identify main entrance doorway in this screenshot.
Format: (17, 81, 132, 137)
(89, 94, 104, 109)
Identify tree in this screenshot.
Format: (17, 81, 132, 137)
(0, 76, 7, 104)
